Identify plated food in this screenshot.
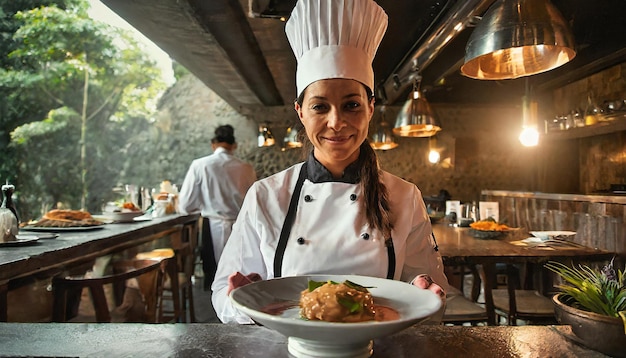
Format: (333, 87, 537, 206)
(468, 219, 514, 239)
(469, 219, 512, 231)
(300, 280, 377, 323)
(29, 209, 104, 228)
(230, 274, 442, 358)
(101, 201, 144, 222)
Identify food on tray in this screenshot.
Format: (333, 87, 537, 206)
(299, 280, 376, 322)
(32, 209, 103, 227)
(470, 219, 511, 231)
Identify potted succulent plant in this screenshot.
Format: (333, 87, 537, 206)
(545, 259, 626, 357)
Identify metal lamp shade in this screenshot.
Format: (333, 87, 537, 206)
(283, 126, 303, 149)
(370, 121, 398, 150)
(257, 124, 276, 147)
(460, 0, 576, 80)
(393, 91, 441, 138)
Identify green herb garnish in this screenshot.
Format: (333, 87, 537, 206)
(337, 295, 362, 313)
(307, 279, 374, 292)
(307, 280, 339, 292)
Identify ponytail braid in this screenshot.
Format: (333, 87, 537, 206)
(359, 140, 393, 239)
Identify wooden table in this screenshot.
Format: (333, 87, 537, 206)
(433, 224, 616, 325)
(0, 323, 609, 357)
(0, 213, 199, 321)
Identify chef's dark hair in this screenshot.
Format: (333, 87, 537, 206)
(212, 125, 236, 145)
(296, 85, 393, 239)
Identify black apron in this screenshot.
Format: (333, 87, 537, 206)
(273, 164, 396, 279)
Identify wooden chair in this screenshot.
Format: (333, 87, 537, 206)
(442, 286, 489, 325)
(442, 265, 489, 326)
(52, 258, 167, 323)
(136, 223, 197, 323)
(490, 264, 556, 325)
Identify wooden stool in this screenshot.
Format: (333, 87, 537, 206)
(136, 224, 196, 323)
(52, 258, 167, 323)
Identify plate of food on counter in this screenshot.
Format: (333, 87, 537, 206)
(22, 209, 105, 232)
(230, 274, 442, 358)
(100, 201, 144, 223)
(468, 218, 515, 239)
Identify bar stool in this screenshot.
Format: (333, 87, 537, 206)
(51, 258, 167, 323)
(136, 224, 197, 322)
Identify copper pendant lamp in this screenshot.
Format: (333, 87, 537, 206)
(370, 105, 399, 150)
(461, 0, 576, 80)
(393, 74, 441, 138)
(257, 123, 276, 147)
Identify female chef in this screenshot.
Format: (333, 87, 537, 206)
(211, 0, 448, 323)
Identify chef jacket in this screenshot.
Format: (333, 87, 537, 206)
(211, 154, 447, 324)
(178, 146, 257, 261)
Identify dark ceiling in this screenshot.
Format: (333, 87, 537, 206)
(101, 0, 626, 116)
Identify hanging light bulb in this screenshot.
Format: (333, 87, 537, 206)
(461, 0, 576, 80)
(393, 71, 441, 138)
(257, 123, 276, 147)
(427, 136, 441, 164)
(519, 80, 539, 147)
(370, 105, 398, 150)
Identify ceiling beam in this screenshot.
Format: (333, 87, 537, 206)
(101, 0, 283, 110)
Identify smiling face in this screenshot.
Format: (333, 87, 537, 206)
(295, 78, 375, 177)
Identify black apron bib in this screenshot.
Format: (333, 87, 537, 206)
(273, 164, 396, 279)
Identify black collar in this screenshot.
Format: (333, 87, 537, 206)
(305, 150, 363, 184)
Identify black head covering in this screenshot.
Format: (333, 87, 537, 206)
(211, 125, 235, 145)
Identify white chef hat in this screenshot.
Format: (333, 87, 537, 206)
(285, 0, 388, 98)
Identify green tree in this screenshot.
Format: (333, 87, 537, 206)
(1, 0, 165, 219)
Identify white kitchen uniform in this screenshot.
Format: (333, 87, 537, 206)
(211, 154, 448, 323)
(178, 146, 257, 263)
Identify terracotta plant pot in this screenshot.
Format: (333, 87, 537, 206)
(552, 294, 626, 357)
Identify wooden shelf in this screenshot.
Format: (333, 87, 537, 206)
(543, 113, 626, 140)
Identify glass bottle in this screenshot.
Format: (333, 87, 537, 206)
(1, 182, 19, 224)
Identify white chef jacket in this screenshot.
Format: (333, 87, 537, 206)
(178, 146, 257, 261)
(211, 158, 448, 324)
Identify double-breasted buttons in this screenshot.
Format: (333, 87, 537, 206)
(304, 195, 313, 202)
(360, 233, 370, 240)
(350, 194, 357, 201)
(297, 237, 305, 245)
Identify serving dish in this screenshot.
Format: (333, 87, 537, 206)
(0, 235, 39, 247)
(230, 274, 441, 358)
(21, 225, 104, 232)
(102, 211, 144, 223)
(468, 228, 505, 240)
(529, 231, 576, 241)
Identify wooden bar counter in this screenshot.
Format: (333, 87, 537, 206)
(0, 213, 199, 321)
(0, 323, 609, 357)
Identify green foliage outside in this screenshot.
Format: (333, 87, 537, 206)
(0, 0, 168, 220)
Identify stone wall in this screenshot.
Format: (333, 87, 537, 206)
(156, 74, 536, 203)
(154, 65, 626, 201)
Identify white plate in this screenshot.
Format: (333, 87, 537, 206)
(230, 275, 442, 358)
(0, 235, 39, 247)
(101, 211, 144, 223)
(530, 231, 577, 241)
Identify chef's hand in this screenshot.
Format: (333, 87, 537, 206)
(413, 274, 445, 299)
(227, 271, 262, 295)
